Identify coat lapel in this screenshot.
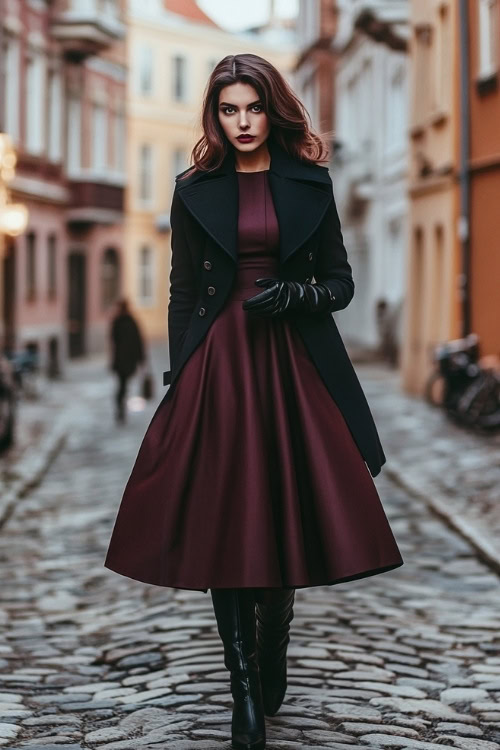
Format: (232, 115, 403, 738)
(175, 136, 332, 265)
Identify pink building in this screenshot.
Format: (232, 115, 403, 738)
(1, 0, 126, 375)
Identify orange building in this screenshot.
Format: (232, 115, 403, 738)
(467, 0, 500, 358)
(401, 0, 461, 394)
(402, 0, 500, 395)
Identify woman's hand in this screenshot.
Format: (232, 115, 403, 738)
(242, 278, 336, 317)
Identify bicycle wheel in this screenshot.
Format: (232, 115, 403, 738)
(459, 372, 500, 430)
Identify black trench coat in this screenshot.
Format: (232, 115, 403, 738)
(161, 136, 386, 478)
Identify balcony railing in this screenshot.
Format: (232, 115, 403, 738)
(51, 0, 125, 59)
(66, 177, 124, 225)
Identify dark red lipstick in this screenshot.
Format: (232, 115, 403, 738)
(236, 135, 256, 143)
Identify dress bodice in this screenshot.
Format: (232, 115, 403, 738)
(232, 170, 280, 299)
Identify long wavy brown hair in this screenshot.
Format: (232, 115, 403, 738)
(181, 53, 329, 179)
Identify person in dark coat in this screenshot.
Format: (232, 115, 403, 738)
(109, 298, 145, 423)
(104, 54, 404, 750)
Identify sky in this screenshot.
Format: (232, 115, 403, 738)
(198, 0, 299, 31)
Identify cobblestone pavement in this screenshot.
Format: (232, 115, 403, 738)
(360, 364, 500, 570)
(0, 358, 499, 749)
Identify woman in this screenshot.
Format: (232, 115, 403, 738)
(105, 54, 403, 750)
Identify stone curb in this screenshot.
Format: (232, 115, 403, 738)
(0, 416, 69, 530)
(384, 457, 500, 577)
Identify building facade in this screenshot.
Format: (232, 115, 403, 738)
(332, 0, 410, 357)
(295, 0, 339, 135)
(125, 0, 296, 341)
(1, 0, 126, 375)
(401, 0, 459, 394)
(467, 0, 500, 359)
(295, 1, 409, 360)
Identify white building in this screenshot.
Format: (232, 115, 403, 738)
(332, 0, 409, 358)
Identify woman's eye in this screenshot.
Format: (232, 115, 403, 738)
(252, 105, 263, 113)
(221, 107, 235, 114)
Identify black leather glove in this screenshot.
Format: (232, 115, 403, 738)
(242, 277, 336, 317)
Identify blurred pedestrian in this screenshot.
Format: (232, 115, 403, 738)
(109, 298, 145, 423)
(376, 298, 402, 368)
(105, 54, 403, 750)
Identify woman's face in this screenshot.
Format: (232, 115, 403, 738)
(218, 82, 270, 153)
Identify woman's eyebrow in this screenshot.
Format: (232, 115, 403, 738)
(219, 100, 262, 108)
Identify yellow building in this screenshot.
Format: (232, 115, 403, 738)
(125, 0, 296, 341)
(401, 0, 460, 393)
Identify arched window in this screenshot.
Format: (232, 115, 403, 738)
(101, 247, 120, 310)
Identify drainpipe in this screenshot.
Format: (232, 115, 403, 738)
(458, 0, 471, 336)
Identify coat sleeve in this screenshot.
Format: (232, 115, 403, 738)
(168, 188, 198, 372)
(314, 180, 355, 312)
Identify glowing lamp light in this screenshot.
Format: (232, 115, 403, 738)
(0, 203, 29, 236)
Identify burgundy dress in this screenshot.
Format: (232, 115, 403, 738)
(104, 170, 403, 592)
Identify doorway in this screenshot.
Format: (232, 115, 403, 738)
(2, 237, 16, 353)
(67, 250, 86, 357)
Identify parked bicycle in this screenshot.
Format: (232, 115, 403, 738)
(3, 347, 40, 400)
(425, 333, 500, 430)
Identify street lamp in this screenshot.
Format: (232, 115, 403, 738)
(0, 199, 29, 236)
(0, 133, 29, 238)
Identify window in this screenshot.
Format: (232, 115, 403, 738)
(434, 4, 451, 112)
(139, 143, 153, 205)
(72, 0, 98, 12)
(101, 247, 120, 309)
(386, 65, 406, 151)
(91, 104, 107, 172)
(114, 111, 125, 173)
(345, 60, 373, 152)
(138, 44, 153, 95)
(431, 225, 446, 341)
(412, 25, 433, 125)
(47, 234, 57, 299)
(386, 219, 403, 302)
(479, 0, 499, 78)
(346, 69, 364, 149)
(171, 147, 187, 182)
(25, 52, 45, 154)
(3, 35, 20, 141)
(172, 54, 187, 102)
(138, 245, 154, 306)
(359, 59, 373, 152)
(302, 71, 318, 133)
(67, 96, 82, 175)
(207, 58, 218, 76)
(48, 70, 62, 162)
(102, 0, 118, 21)
(26, 232, 36, 301)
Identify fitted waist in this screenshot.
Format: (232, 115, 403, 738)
(230, 260, 280, 300)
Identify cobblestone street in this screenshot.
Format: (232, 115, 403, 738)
(0, 358, 499, 750)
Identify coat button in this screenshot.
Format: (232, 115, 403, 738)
(198, 306, 206, 316)
(308, 251, 313, 261)
(207, 285, 216, 295)
(204, 260, 212, 270)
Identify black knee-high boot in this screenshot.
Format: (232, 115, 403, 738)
(255, 588, 295, 716)
(210, 588, 266, 750)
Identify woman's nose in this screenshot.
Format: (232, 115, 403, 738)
(239, 113, 249, 129)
